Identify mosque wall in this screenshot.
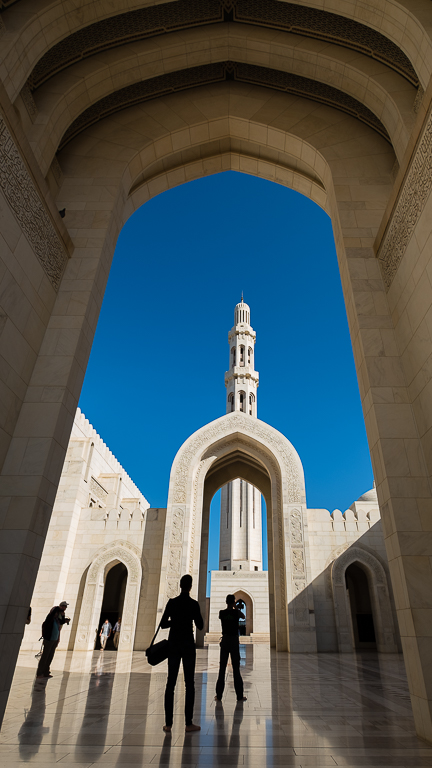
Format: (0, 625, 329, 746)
(23, 407, 402, 656)
(22, 409, 150, 651)
(307, 503, 401, 653)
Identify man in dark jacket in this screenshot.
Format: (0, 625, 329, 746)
(215, 594, 247, 702)
(36, 601, 70, 679)
(161, 574, 203, 732)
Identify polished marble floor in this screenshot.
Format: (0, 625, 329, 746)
(1, 645, 431, 766)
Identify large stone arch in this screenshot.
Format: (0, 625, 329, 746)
(331, 546, 398, 654)
(75, 540, 142, 651)
(2, 0, 432, 743)
(157, 411, 317, 653)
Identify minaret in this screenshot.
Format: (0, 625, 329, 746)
(219, 297, 263, 571)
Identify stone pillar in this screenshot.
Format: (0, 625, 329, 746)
(0, 101, 118, 723)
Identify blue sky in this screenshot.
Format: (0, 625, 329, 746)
(78, 171, 373, 585)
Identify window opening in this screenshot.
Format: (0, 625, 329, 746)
(84, 442, 94, 483)
(249, 392, 255, 416)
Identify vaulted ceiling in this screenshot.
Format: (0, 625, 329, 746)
(1, 0, 430, 170)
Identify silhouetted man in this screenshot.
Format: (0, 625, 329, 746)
(215, 594, 247, 702)
(36, 601, 70, 679)
(161, 574, 203, 732)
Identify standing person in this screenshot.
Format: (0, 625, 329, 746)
(99, 619, 112, 650)
(113, 617, 121, 649)
(161, 574, 203, 733)
(215, 594, 247, 702)
(36, 601, 70, 680)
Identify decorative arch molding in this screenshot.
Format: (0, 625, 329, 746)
(331, 546, 398, 654)
(31, 31, 412, 174)
(3, 0, 429, 103)
(158, 412, 317, 653)
(57, 60, 391, 153)
(75, 540, 142, 651)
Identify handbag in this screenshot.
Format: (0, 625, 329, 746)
(145, 620, 169, 666)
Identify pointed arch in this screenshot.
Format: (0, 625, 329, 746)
(331, 546, 397, 654)
(158, 411, 315, 653)
(75, 540, 142, 651)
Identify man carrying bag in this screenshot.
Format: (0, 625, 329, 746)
(159, 574, 203, 733)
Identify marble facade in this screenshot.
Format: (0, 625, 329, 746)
(24, 404, 400, 664)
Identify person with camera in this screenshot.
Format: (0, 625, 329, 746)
(36, 601, 70, 680)
(214, 594, 247, 702)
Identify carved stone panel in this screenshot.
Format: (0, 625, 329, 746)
(378, 101, 432, 287)
(0, 116, 68, 289)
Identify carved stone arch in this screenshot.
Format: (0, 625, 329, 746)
(75, 540, 142, 651)
(158, 411, 317, 654)
(331, 546, 397, 653)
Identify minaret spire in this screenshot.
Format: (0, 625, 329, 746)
(225, 296, 259, 416)
(219, 298, 263, 571)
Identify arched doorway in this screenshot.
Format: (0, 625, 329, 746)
(95, 562, 127, 651)
(345, 563, 376, 650)
(157, 412, 317, 653)
(234, 590, 253, 637)
(75, 541, 142, 651)
(331, 546, 397, 655)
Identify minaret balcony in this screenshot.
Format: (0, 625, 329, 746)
(225, 370, 259, 384)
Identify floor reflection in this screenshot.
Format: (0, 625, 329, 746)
(1, 645, 430, 766)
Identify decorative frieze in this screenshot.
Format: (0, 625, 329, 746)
(172, 413, 301, 506)
(89, 476, 108, 501)
(166, 506, 184, 598)
(289, 507, 310, 625)
(377, 101, 432, 288)
(0, 115, 68, 289)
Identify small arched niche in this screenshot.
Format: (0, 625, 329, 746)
(331, 546, 397, 654)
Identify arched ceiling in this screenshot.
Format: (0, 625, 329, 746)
(26, 0, 418, 92)
(1, 0, 429, 180)
(58, 60, 391, 152)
